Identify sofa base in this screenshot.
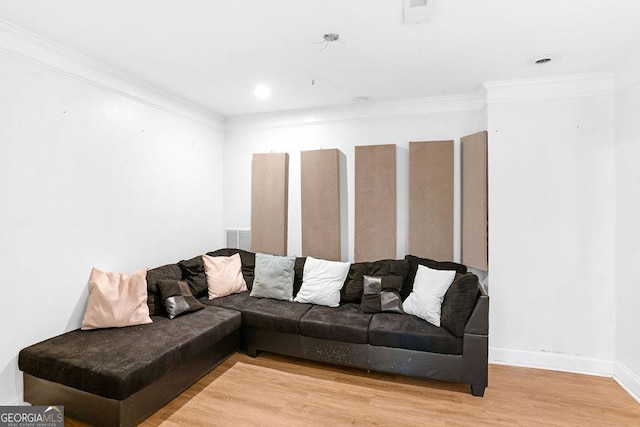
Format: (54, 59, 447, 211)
(244, 327, 487, 396)
(23, 329, 241, 427)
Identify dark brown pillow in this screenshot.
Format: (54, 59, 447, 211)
(440, 273, 480, 337)
(360, 275, 404, 314)
(403, 255, 467, 300)
(177, 256, 208, 299)
(157, 279, 205, 319)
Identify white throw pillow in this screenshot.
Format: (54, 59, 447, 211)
(293, 256, 350, 307)
(402, 264, 456, 327)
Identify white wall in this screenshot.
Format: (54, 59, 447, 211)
(614, 56, 640, 399)
(486, 77, 617, 373)
(223, 99, 485, 262)
(0, 52, 224, 404)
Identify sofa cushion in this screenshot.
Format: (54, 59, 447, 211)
(368, 313, 463, 355)
(177, 256, 208, 299)
(403, 255, 467, 300)
(250, 253, 296, 301)
(299, 303, 373, 344)
(340, 262, 369, 303)
(146, 264, 182, 316)
(440, 273, 480, 337)
(157, 279, 205, 319)
(206, 248, 256, 290)
(242, 298, 312, 334)
(201, 290, 258, 312)
(18, 306, 241, 400)
(341, 260, 410, 304)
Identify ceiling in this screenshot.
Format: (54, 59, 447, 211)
(1, 0, 639, 117)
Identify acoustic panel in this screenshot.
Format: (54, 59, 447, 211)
(251, 153, 289, 255)
(301, 149, 342, 261)
(354, 144, 397, 262)
(408, 140, 454, 261)
(462, 131, 488, 270)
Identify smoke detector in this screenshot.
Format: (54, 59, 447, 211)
(404, 0, 434, 24)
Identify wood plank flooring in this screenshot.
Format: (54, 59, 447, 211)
(67, 352, 640, 426)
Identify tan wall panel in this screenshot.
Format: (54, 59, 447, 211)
(408, 140, 454, 261)
(462, 131, 488, 270)
(354, 144, 396, 262)
(301, 149, 341, 261)
(251, 153, 289, 255)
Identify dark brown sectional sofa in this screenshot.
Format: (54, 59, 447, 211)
(19, 249, 489, 427)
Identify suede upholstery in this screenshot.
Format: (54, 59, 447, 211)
(20, 248, 488, 416)
(299, 303, 373, 344)
(18, 307, 241, 400)
(241, 298, 312, 334)
(440, 273, 481, 337)
(201, 290, 258, 312)
(146, 264, 182, 316)
(368, 312, 463, 355)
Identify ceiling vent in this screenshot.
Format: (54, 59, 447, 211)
(403, 0, 433, 24)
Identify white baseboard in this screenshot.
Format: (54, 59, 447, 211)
(489, 347, 613, 377)
(0, 395, 28, 406)
(613, 361, 640, 403)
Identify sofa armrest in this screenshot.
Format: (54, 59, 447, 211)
(464, 284, 489, 336)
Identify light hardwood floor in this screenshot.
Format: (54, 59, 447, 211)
(68, 352, 640, 426)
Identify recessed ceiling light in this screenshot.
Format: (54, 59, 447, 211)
(528, 54, 561, 66)
(254, 84, 271, 100)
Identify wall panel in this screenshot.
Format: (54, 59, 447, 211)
(251, 153, 289, 255)
(354, 144, 396, 261)
(408, 140, 454, 261)
(300, 149, 342, 260)
(461, 131, 488, 270)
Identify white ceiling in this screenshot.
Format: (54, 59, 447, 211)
(1, 0, 639, 117)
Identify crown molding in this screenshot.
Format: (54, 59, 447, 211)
(483, 72, 616, 104)
(0, 19, 224, 131)
(224, 93, 485, 133)
(615, 53, 640, 93)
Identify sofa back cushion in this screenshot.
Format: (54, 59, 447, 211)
(146, 263, 182, 315)
(177, 256, 208, 299)
(206, 248, 256, 290)
(293, 257, 306, 297)
(403, 255, 467, 300)
(440, 273, 481, 337)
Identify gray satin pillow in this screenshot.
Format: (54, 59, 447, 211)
(250, 253, 296, 301)
(360, 275, 404, 314)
